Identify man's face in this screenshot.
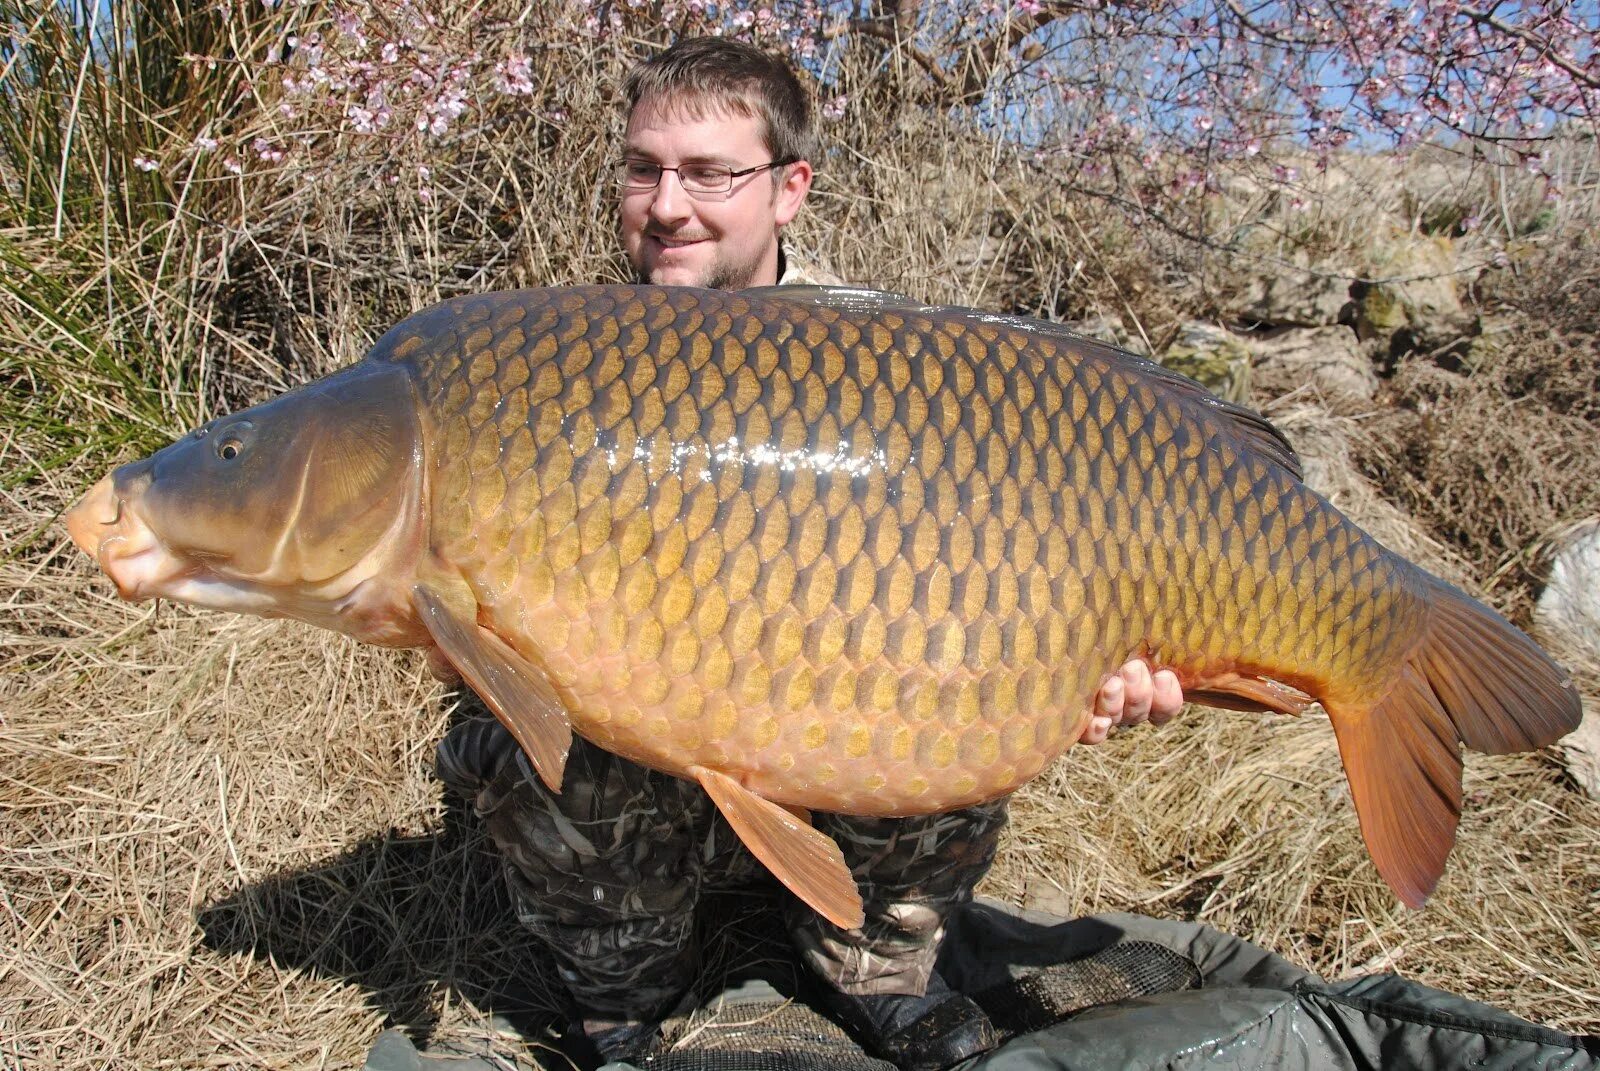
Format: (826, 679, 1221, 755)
(620, 96, 812, 291)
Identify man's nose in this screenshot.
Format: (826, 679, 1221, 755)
(648, 170, 692, 224)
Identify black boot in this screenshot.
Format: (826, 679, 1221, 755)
(826, 972, 998, 1071)
(579, 1014, 666, 1065)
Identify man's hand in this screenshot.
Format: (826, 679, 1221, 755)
(1080, 662, 1184, 745)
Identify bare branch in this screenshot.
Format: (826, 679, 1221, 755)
(1461, 6, 1600, 93)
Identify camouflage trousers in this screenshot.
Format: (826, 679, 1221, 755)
(437, 707, 1009, 1022)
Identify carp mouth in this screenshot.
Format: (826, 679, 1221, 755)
(63, 472, 197, 602)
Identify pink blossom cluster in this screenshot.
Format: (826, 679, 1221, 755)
(160, 0, 580, 186)
(1002, 0, 1597, 189)
(142, 0, 1594, 201)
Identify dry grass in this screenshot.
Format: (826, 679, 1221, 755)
(1347, 218, 1600, 621)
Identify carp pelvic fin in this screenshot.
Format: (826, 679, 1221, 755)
(690, 765, 865, 931)
(412, 584, 572, 793)
(1325, 577, 1581, 908)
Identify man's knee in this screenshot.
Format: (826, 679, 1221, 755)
(435, 712, 519, 802)
(790, 799, 1013, 997)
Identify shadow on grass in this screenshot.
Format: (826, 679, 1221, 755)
(195, 796, 562, 1045)
(195, 793, 807, 1066)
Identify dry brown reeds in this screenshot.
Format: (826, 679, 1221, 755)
(4, 4, 1599, 1067)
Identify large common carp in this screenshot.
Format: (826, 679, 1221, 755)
(64, 284, 1581, 929)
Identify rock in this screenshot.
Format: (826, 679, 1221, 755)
(1247, 326, 1378, 402)
(1533, 520, 1600, 800)
(1159, 323, 1252, 404)
(1557, 707, 1600, 801)
(1535, 521, 1600, 665)
(1352, 233, 1478, 357)
(1234, 264, 1354, 328)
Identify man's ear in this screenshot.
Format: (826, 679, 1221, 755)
(773, 160, 814, 227)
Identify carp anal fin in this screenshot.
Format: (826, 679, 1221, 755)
(1325, 577, 1581, 908)
(1186, 672, 1315, 715)
(412, 585, 572, 793)
(690, 765, 865, 931)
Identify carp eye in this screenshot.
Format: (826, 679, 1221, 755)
(217, 438, 243, 461)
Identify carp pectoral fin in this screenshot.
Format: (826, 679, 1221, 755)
(780, 802, 814, 824)
(1186, 673, 1315, 715)
(690, 765, 865, 931)
(1325, 665, 1461, 909)
(412, 585, 572, 793)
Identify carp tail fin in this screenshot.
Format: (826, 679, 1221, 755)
(1412, 578, 1582, 754)
(691, 766, 865, 931)
(1325, 665, 1462, 908)
(413, 584, 573, 793)
(1325, 579, 1581, 908)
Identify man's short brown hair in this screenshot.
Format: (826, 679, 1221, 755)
(624, 37, 815, 165)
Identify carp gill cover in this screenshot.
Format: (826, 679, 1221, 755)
(64, 284, 1582, 929)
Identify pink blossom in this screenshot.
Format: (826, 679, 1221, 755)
(133, 154, 158, 172)
(495, 55, 535, 95)
(253, 137, 286, 163)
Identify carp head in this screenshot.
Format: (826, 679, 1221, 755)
(64, 362, 430, 645)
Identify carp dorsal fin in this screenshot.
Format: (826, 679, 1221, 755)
(412, 584, 572, 793)
(1016, 326, 1305, 483)
(743, 287, 1303, 482)
(1129, 357, 1304, 482)
(690, 765, 865, 930)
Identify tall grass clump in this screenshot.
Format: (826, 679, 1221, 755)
(5, 0, 214, 461)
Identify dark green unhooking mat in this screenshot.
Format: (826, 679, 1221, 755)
(365, 901, 1600, 1071)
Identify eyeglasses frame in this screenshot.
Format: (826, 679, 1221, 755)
(615, 156, 799, 197)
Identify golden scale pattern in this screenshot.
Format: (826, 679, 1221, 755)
(380, 286, 1429, 816)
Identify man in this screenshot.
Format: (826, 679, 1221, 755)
(436, 37, 1184, 1071)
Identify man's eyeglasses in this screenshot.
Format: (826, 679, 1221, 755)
(615, 157, 796, 197)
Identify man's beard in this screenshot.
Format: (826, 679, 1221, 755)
(633, 247, 763, 291)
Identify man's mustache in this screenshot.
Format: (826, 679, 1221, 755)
(645, 228, 715, 243)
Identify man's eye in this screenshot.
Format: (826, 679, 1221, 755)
(624, 161, 659, 182)
(681, 165, 729, 186)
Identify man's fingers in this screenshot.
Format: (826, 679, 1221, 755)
(1081, 714, 1113, 745)
(1095, 674, 1125, 718)
(1150, 669, 1184, 724)
(1085, 662, 1186, 745)
(426, 645, 463, 684)
(1119, 659, 1154, 725)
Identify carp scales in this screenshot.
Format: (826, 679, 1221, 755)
(64, 284, 1581, 929)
